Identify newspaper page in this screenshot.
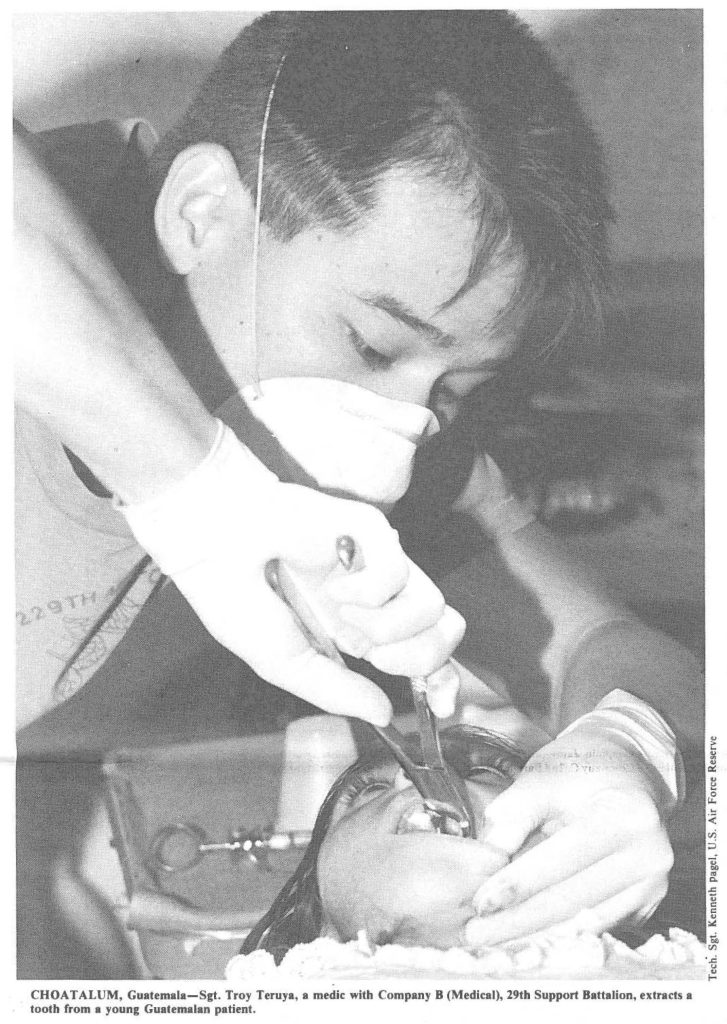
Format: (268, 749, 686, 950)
(8, 4, 725, 1023)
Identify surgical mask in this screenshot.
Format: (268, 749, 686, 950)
(216, 378, 439, 508)
(214, 67, 438, 509)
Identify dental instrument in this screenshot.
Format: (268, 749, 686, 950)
(265, 541, 476, 838)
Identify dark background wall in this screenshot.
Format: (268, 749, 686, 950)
(542, 9, 702, 261)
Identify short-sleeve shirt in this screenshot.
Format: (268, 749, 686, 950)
(15, 120, 162, 727)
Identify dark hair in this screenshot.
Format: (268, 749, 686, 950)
(151, 11, 611, 360)
(240, 725, 528, 963)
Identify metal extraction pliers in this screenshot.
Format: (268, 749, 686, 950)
(265, 539, 476, 838)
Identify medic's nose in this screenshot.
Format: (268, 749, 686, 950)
(370, 370, 444, 436)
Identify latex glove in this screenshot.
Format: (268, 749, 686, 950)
(454, 454, 535, 536)
(121, 422, 464, 725)
(319, 774, 510, 949)
(464, 725, 674, 946)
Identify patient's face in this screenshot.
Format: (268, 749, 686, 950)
(317, 760, 512, 949)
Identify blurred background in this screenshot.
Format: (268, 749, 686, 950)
(14, 10, 703, 978)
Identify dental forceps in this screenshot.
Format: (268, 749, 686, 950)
(265, 539, 476, 838)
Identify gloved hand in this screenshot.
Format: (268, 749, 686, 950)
(463, 720, 675, 946)
(120, 421, 464, 725)
(454, 453, 535, 536)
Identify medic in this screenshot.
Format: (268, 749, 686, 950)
(15, 12, 702, 946)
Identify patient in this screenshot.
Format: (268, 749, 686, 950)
(242, 726, 531, 962)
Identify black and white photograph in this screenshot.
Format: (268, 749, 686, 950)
(11, 5, 719, 1008)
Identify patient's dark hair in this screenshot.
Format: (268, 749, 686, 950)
(241, 725, 528, 964)
(151, 11, 611, 359)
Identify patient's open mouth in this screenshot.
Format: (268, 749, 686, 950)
(395, 797, 438, 834)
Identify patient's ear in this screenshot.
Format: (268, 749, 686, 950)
(154, 143, 253, 275)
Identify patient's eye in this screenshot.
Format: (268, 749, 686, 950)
(466, 753, 521, 784)
(356, 782, 391, 801)
(468, 767, 507, 782)
(338, 769, 393, 809)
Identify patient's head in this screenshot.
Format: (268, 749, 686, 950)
(242, 726, 528, 962)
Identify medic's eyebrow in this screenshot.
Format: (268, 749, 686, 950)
(358, 292, 456, 348)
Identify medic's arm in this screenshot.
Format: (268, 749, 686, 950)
(448, 454, 702, 752)
(444, 455, 701, 944)
(13, 129, 463, 729)
(14, 129, 218, 502)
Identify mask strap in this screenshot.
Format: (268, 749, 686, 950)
(249, 53, 287, 399)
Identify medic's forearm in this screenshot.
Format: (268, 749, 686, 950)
(481, 515, 626, 698)
(470, 510, 701, 749)
(558, 618, 703, 753)
(14, 133, 217, 503)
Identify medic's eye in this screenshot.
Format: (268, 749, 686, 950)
(346, 325, 395, 371)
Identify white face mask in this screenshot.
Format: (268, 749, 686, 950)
(216, 378, 439, 507)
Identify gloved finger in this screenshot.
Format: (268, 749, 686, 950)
(366, 606, 466, 676)
(458, 769, 549, 868)
(272, 647, 393, 726)
(277, 489, 408, 594)
(337, 563, 445, 643)
(541, 879, 668, 940)
(472, 816, 622, 915)
(474, 791, 671, 916)
(177, 563, 309, 663)
(325, 552, 410, 608)
(232, 583, 312, 660)
(465, 840, 672, 947)
(425, 661, 461, 718)
(237, 587, 393, 725)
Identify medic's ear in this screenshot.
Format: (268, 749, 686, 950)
(154, 143, 249, 275)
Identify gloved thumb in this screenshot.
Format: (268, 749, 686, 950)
(425, 660, 460, 718)
(478, 779, 546, 858)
